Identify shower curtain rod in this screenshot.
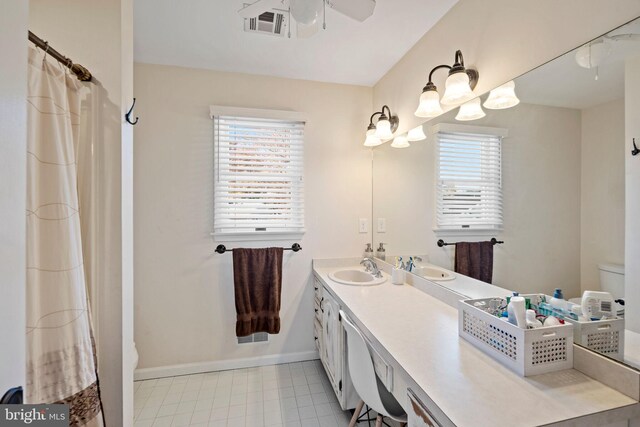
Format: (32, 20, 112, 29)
(28, 31, 92, 82)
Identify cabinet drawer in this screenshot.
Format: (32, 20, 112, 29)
(314, 297, 322, 323)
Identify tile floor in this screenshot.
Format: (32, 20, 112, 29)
(133, 360, 358, 427)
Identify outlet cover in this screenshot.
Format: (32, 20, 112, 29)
(377, 218, 386, 233)
(359, 218, 368, 233)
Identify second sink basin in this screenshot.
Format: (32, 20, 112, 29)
(413, 265, 455, 281)
(328, 269, 387, 286)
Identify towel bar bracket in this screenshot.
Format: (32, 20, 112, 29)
(215, 243, 302, 254)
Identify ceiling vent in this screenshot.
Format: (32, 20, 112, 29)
(243, 7, 288, 37)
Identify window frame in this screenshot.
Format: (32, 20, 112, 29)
(430, 123, 508, 234)
(210, 106, 307, 241)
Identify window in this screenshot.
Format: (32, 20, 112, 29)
(434, 124, 506, 231)
(211, 106, 305, 237)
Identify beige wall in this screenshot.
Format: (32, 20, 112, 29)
(29, 0, 134, 424)
(580, 99, 625, 293)
(626, 56, 640, 333)
(133, 63, 372, 370)
(372, 0, 640, 135)
(0, 0, 28, 395)
(373, 103, 583, 297)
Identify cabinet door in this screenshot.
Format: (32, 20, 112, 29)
(322, 294, 342, 389)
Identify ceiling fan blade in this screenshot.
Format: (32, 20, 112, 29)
(238, 0, 283, 19)
(607, 33, 640, 42)
(297, 20, 320, 38)
(327, 0, 375, 22)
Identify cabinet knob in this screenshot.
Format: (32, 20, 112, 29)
(314, 309, 318, 313)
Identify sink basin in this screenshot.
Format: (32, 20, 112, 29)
(328, 269, 386, 286)
(412, 265, 455, 281)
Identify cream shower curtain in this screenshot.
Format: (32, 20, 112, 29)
(26, 48, 104, 426)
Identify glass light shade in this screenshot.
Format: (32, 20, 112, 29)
(375, 118, 393, 139)
(363, 128, 383, 147)
(391, 135, 410, 149)
(455, 98, 486, 121)
(441, 71, 475, 105)
(407, 125, 427, 142)
(483, 80, 520, 110)
(415, 89, 443, 118)
(575, 40, 611, 69)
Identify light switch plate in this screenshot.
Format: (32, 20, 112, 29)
(359, 218, 368, 233)
(377, 218, 386, 233)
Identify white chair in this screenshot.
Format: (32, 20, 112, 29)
(340, 310, 407, 427)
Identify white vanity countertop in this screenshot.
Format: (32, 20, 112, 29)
(313, 260, 638, 427)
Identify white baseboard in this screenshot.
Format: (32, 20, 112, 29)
(134, 350, 320, 381)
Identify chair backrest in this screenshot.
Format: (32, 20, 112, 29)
(340, 310, 387, 415)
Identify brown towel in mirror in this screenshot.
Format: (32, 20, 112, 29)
(454, 241, 494, 284)
(232, 247, 284, 337)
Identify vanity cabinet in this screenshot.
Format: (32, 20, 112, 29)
(314, 276, 358, 410)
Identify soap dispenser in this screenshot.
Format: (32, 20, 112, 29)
(364, 243, 374, 258)
(376, 243, 386, 261)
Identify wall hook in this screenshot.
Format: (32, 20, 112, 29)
(125, 98, 139, 125)
(632, 138, 639, 156)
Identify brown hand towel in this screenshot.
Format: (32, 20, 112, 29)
(232, 247, 284, 337)
(454, 241, 494, 284)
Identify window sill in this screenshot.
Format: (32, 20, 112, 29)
(211, 231, 305, 243)
(433, 228, 503, 238)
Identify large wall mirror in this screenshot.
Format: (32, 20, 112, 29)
(372, 17, 640, 368)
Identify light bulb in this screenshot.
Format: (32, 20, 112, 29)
(407, 126, 427, 142)
(375, 118, 393, 140)
(364, 128, 383, 147)
(483, 80, 520, 110)
(391, 135, 410, 149)
(415, 88, 443, 118)
(455, 98, 485, 121)
(441, 71, 475, 106)
(290, 0, 322, 25)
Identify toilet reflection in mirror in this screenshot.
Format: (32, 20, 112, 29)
(372, 17, 640, 368)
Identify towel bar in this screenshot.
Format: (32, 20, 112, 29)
(215, 243, 302, 254)
(437, 238, 504, 247)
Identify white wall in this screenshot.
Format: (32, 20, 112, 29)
(29, 0, 134, 424)
(580, 99, 626, 292)
(626, 56, 640, 333)
(0, 0, 28, 396)
(372, 0, 640, 134)
(133, 63, 372, 370)
(372, 103, 583, 297)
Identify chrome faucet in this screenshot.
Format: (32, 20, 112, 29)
(360, 257, 382, 278)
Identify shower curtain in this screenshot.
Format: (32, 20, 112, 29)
(26, 47, 104, 426)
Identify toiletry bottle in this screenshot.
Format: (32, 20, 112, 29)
(507, 292, 519, 325)
(376, 243, 386, 261)
(364, 243, 373, 258)
(581, 291, 615, 320)
(509, 296, 527, 328)
(525, 310, 543, 328)
(550, 288, 566, 313)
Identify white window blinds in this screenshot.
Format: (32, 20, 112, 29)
(213, 115, 305, 235)
(435, 130, 503, 230)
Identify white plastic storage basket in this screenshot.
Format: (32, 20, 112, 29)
(564, 317, 625, 361)
(459, 297, 574, 376)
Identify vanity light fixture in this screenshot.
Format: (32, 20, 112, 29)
(455, 98, 486, 121)
(407, 125, 427, 142)
(364, 125, 383, 147)
(483, 80, 520, 110)
(391, 135, 410, 149)
(364, 105, 399, 146)
(415, 50, 479, 117)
